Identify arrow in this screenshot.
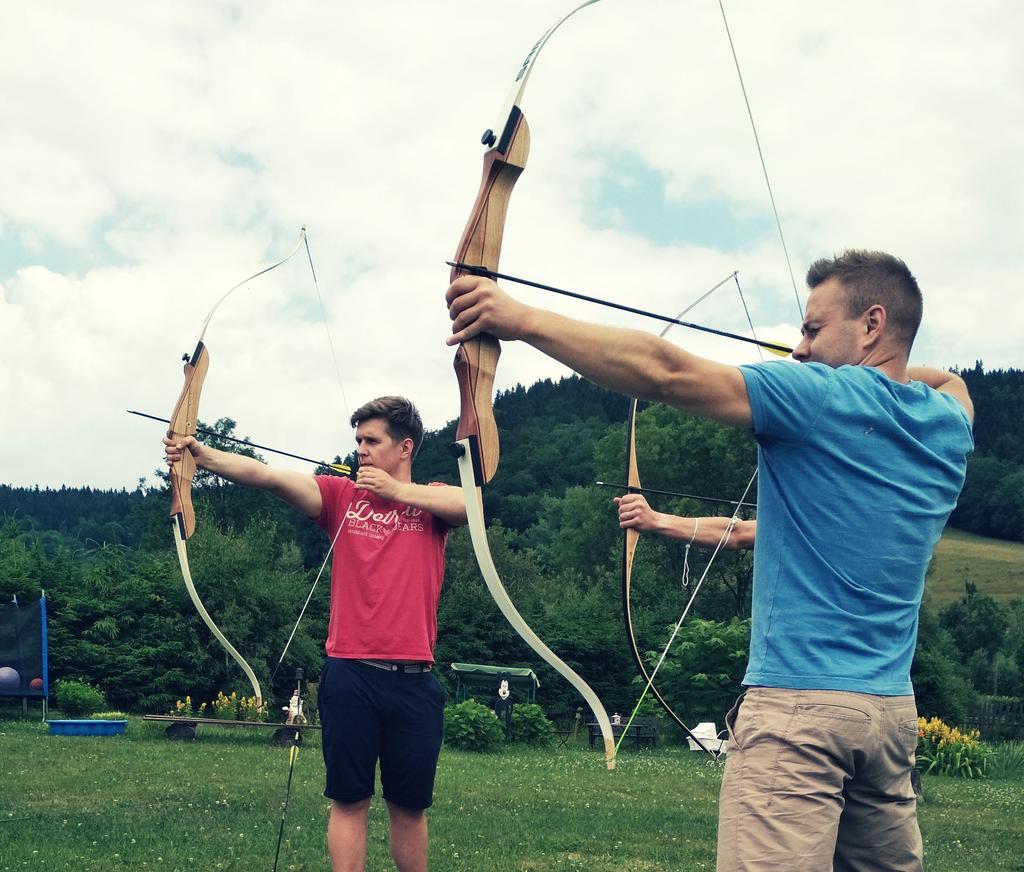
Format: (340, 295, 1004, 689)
(128, 409, 351, 475)
(446, 261, 794, 356)
(595, 481, 756, 509)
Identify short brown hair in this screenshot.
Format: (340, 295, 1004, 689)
(806, 250, 923, 349)
(350, 396, 424, 459)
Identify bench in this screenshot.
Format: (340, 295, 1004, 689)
(143, 714, 320, 745)
(587, 717, 657, 750)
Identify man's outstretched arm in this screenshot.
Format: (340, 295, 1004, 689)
(446, 275, 754, 428)
(616, 492, 756, 551)
(164, 435, 323, 517)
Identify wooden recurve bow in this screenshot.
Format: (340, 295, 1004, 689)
(449, 1, 617, 770)
(167, 230, 310, 710)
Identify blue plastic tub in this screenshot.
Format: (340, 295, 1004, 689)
(48, 719, 127, 736)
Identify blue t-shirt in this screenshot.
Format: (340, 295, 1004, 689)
(738, 362, 973, 695)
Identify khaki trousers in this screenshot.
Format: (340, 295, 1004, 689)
(716, 687, 922, 872)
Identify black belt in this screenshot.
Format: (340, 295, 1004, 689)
(357, 659, 432, 673)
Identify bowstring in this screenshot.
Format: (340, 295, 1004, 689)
(269, 517, 347, 689)
(304, 232, 350, 421)
(269, 230, 354, 688)
(718, 0, 803, 320)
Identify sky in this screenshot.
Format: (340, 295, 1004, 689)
(2, 1, 1021, 490)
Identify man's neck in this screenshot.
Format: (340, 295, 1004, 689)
(858, 349, 909, 384)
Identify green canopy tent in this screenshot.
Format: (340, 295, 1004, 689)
(450, 662, 539, 704)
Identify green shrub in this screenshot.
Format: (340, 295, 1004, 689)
(444, 700, 504, 752)
(989, 740, 1024, 778)
(54, 680, 106, 718)
(304, 683, 319, 725)
(916, 716, 992, 778)
(510, 703, 555, 745)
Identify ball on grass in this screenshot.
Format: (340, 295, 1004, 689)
(0, 667, 21, 690)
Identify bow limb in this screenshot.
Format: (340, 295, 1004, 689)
(174, 527, 264, 705)
(455, 439, 615, 769)
(452, 1, 614, 768)
(621, 398, 715, 757)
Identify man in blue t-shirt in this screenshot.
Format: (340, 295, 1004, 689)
(445, 250, 974, 871)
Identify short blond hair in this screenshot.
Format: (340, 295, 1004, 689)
(806, 250, 923, 349)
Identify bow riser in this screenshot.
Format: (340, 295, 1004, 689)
(168, 340, 209, 540)
(449, 109, 530, 282)
(623, 399, 642, 581)
(451, 109, 530, 484)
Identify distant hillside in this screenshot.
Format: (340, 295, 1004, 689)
(926, 528, 1024, 606)
(3, 369, 1022, 553)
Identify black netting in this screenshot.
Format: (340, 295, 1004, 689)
(0, 597, 47, 697)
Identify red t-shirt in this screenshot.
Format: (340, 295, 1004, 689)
(314, 475, 449, 662)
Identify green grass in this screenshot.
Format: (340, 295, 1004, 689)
(2, 715, 1023, 870)
(927, 528, 1024, 607)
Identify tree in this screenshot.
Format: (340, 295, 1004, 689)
(940, 582, 1009, 660)
(913, 604, 976, 723)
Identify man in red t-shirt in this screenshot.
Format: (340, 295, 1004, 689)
(165, 396, 466, 872)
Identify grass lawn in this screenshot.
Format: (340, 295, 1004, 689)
(927, 528, 1024, 607)
(1, 715, 1022, 870)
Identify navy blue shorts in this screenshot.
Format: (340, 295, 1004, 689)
(318, 658, 445, 810)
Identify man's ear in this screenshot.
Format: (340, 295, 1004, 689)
(864, 303, 887, 345)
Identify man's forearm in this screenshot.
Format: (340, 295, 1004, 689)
(197, 446, 275, 488)
(907, 366, 957, 390)
(654, 513, 756, 551)
(388, 482, 466, 527)
(520, 309, 682, 403)
(907, 366, 974, 420)
(519, 308, 752, 427)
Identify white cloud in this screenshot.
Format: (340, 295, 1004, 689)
(0, 0, 1019, 488)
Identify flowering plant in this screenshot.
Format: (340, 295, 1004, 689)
(238, 694, 265, 722)
(917, 716, 991, 778)
(213, 690, 239, 720)
(171, 696, 207, 717)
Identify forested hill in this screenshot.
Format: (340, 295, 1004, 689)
(952, 364, 1024, 540)
(2, 365, 1023, 545)
(0, 485, 146, 547)
(959, 363, 1024, 457)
